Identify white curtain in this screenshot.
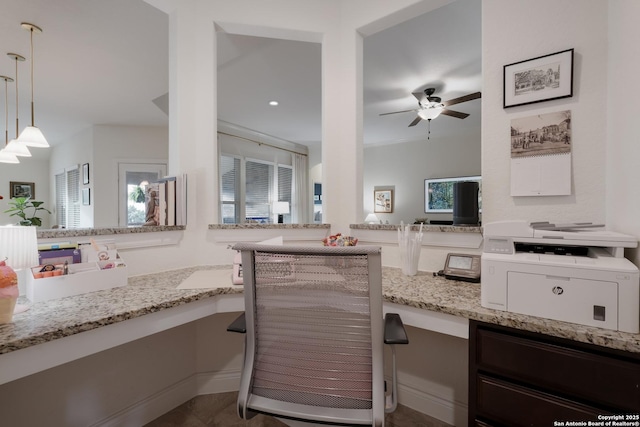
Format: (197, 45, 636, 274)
(291, 153, 309, 224)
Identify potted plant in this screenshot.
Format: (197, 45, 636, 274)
(4, 197, 51, 227)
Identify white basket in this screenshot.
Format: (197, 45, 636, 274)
(26, 255, 127, 303)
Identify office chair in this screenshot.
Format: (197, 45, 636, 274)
(227, 244, 408, 427)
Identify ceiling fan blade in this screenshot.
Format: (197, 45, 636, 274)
(443, 91, 481, 107)
(412, 91, 426, 104)
(440, 109, 469, 119)
(379, 108, 417, 116)
(408, 116, 422, 127)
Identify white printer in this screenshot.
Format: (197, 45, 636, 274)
(482, 220, 640, 333)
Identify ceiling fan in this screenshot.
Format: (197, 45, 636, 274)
(380, 87, 481, 127)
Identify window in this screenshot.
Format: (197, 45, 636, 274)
(55, 166, 80, 228)
(220, 155, 293, 224)
(221, 156, 241, 224)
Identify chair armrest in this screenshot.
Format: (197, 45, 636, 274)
(384, 313, 409, 345)
(227, 312, 247, 333)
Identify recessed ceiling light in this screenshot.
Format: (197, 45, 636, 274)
(269, 101, 279, 106)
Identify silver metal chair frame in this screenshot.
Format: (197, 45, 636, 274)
(229, 244, 407, 427)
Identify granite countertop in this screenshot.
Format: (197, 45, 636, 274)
(208, 224, 330, 229)
(1, 266, 639, 355)
(37, 225, 185, 239)
(350, 223, 482, 233)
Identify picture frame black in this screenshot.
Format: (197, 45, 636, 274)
(9, 181, 35, 199)
(82, 163, 90, 185)
(503, 48, 574, 108)
(82, 188, 90, 205)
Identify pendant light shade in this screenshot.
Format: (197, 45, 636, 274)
(1, 68, 30, 157)
(17, 23, 49, 148)
(17, 125, 47, 148)
(5, 139, 32, 157)
(0, 150, 20, 163)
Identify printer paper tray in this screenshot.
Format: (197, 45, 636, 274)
(507, 272, 618, 330)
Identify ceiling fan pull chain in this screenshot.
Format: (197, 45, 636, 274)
(427, 119, 431, 140)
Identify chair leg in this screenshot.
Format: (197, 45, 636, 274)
(385, 345, 399, 413)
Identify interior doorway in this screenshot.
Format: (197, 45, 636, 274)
(118, 162, 167, 227)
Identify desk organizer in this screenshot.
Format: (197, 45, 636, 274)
(26, 255, 127, 303)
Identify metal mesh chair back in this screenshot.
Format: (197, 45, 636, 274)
(234, 244, 384, 426)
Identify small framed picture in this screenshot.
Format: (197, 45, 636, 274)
(10, 181, 35, 199)
(82, 163, 90, 185)
(503, 48, 573, 108)
(373, 189, 393, 213)
(82, 188, 91, 205)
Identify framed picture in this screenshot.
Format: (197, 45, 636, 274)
(82, 188, 91, 205)
(503, 48, 573, 108)
(374, 189, 393, 213)
(82, 163, 90, 185)
(425, 176, 481, 213)
(10, 181, 35, 199)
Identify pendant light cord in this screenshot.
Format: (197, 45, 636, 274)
(29, 27, 35, 127)
(4, 78, 8, 146)
(14, 56, 19, 139)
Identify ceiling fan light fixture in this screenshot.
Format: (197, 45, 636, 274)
(417, 104, 444, 121)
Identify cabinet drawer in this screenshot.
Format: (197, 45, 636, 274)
(475, 328, 640, 411)
(476, 375, 604, 427)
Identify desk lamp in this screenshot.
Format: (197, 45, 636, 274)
(273, 202, 290, 224)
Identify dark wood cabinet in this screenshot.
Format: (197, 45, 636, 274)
(469, 320, 640, 427)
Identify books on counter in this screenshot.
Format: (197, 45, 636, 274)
(145, 174, 187, 226)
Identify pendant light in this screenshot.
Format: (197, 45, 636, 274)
(4, 53, 31, 157)
(17, 23, 48, 148)
(0, 75, 19, 164)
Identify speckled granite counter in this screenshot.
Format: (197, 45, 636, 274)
(350, 223, 482, 233)
(1, 266, 639, 357)
(208, 224, 330, 230)
(37, 225, 185, 239)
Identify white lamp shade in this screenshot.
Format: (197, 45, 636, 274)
(0, 226, 38, 270)
(273, 201, 290, 214)
(17, 126, 49, 148)
(417, 106, 443, 121)
(0, 149, 20, 164)
(4, 139, 32, 157)
(364, 213, 379, 224)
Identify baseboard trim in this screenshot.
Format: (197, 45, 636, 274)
(94, 370, 466, 427)
(197, 368, 242, 395)
(92, 375, 197, 427)
(396, 381, 468, 427)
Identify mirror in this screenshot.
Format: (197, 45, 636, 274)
(216, 32, 321, 224)
(0, 1, 169, 229)
(362, 0, 482, 225)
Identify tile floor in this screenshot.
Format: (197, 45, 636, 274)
(144, 391, 453, 427)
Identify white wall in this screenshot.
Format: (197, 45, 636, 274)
(49, 126, 94, 228)
(482, 0, 608, 225)
(0, 156, 51, 227)
(607, 0, 640, 267)
(364, 130, 480, 224)
(92, 124, 168, 227)
(47, 124, 168, 228)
